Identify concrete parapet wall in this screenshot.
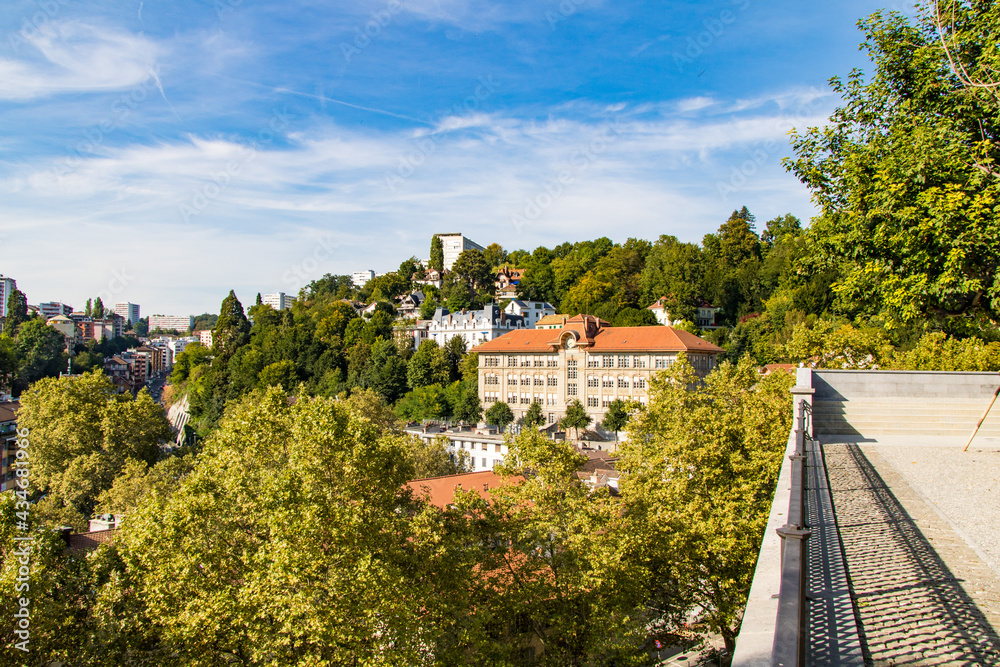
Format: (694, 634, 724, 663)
(812, 370, 1000, 438)
(813, 370, 999, 401)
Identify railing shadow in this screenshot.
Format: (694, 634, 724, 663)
(825, 443, 1000, 665)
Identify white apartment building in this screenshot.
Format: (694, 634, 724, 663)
(40, 302, 73, 320)
(352, 270, 375, 289)
(149, 315, 194, 332)
(262, 292, 290, 311)
(199, 329, 213, 348)
(405, 425, 510, 473)
(0, 276, 16, 319)
(503, 300, 556, 328)
(436, 233, 484, 271)
(166, 336, 199, 366)
(427, 304, 526, 349)
(474, 314, 723, 427)
(114, 302, 141, 326)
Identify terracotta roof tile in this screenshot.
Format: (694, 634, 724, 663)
(472, 324, 723, 354)
(406, 470, 521, 509)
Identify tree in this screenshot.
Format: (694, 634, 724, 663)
(786, 7, 1000, 324)
(17, 371, 171, 529)
(429, 234, 444, 272)
(521, 401, 545, 429)
(401, 434, 470, 479)
(365, 338, 408, 403)
(0, 334, 16, 393)
(444, 334, 467, 383)
(395, 384, 453, 422)
(212, 290, 251, 358)
(93, 296, 106, 319)
(474, 429, 652, 665)
(482, 242, 507, 269)
(134, 316, 149, 337)
(560, 398, 591, 440)
(257, 359, 298, 391)
(119, 387, 473, 664)
(453, 381, 483, 424)
(85, 297, 93, 318)
(13, 319, 65, 392)
(618, 356, 793, 652)
(484, 401, 514, 433)
(5, 288, 28, 333)
(601, 399, 631, 442)
(407, 340, 447, 389)
(612, 307, 658, 327)
(639, 235, 703, 316)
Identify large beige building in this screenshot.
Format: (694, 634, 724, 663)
(473, 315, 723, 426)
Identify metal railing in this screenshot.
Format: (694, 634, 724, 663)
(772, 398, 812, 666)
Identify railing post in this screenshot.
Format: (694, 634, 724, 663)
(772, 392, 814, 666)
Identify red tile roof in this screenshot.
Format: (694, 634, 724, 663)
(472, 324, 723, 354)
(66, 528, 116, 553)
(406, 470, 521, 509)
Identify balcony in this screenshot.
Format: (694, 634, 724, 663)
(735, 369, 1000, 665)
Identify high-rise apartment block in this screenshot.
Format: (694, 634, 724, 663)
(0, 276, 16, 319)
(436, 233, 484, 271)
(114, 302, 141, 326)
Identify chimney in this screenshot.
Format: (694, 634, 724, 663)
(483, 482, 489, 491)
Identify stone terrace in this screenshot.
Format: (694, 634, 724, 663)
(735, 370, 1000, 666)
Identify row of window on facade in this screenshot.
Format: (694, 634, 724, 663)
(482, 354, 680, 369)
(484, 374, 647, 389)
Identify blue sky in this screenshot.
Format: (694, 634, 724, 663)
(0, 0, 913, 316)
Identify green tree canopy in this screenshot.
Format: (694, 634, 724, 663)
(618, 356, 793, 652)
(484, 401, 514, 432)
(521, 400, 545, 429)
(786, 7, 1000, 324)
(17, 371, 171, 529)
(560, 399, 591, 440)
(119, 387, 473, 665)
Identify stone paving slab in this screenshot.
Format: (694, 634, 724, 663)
(824, 442, 1000, 665)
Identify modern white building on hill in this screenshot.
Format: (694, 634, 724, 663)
(0, 276, 16, 319)
(262, 292, 291, 311)
(149, 315, 194, 332)
(352, 270, 375, 288)
(436, 233, 484, 271)
(114, 302, 141, 326)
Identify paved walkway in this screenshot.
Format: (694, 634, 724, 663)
(824, 441, 1000, 665)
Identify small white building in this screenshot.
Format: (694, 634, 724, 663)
(427, 304, 526, 349)
(503, 300, 556, 329)
(646, 297, 722, 329)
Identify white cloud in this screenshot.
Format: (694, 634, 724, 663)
(0, 94, 822, 313)
(1, 21, 163, 100)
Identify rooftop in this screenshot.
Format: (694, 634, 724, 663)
(473, 316, 723, 354)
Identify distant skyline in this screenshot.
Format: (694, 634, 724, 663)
(0, 0, 916, 315)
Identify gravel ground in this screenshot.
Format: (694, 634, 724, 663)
(867, 440, 1000, 577)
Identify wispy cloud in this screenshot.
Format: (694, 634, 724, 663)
(1, 21, 163, 99)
